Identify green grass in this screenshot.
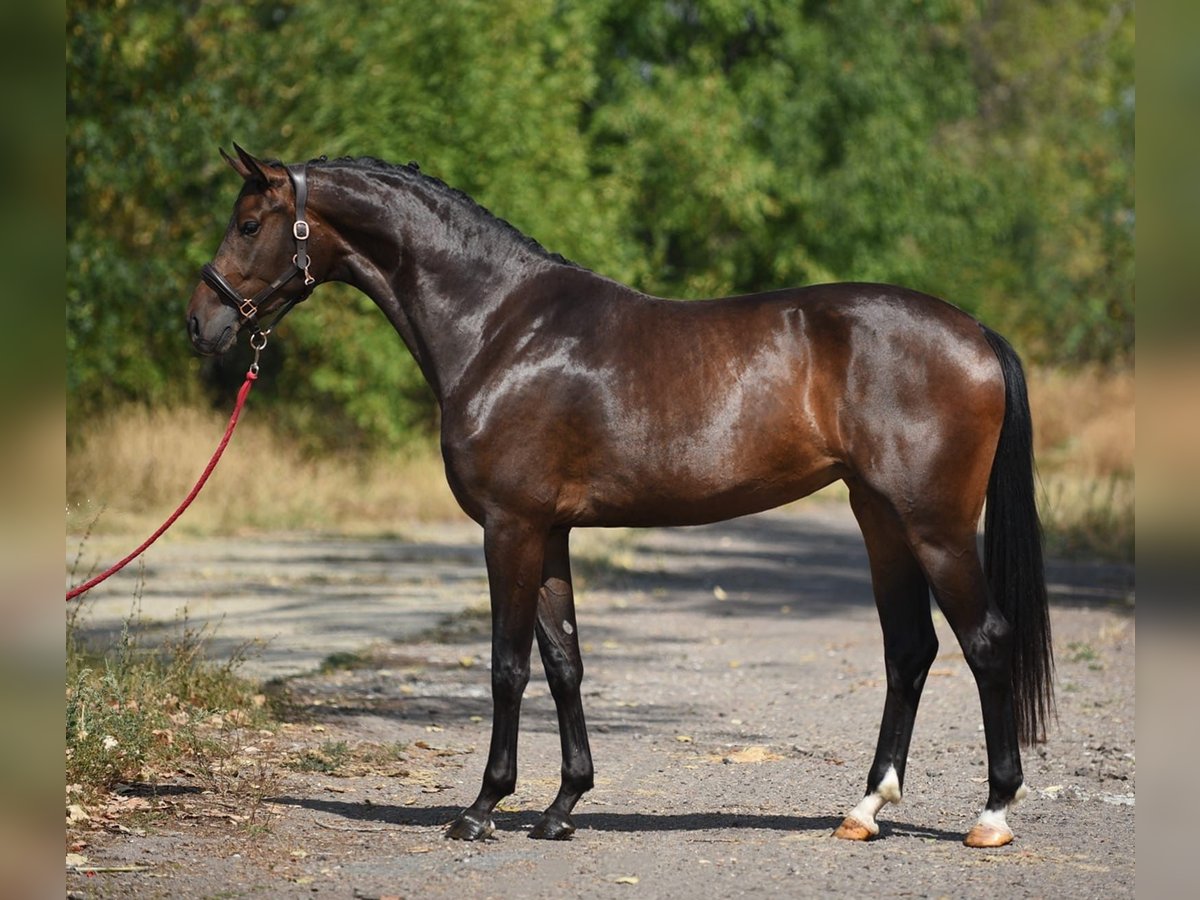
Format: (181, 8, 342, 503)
(293, 740, 350, 774)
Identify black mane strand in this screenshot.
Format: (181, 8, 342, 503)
(308, 154, 578, 268)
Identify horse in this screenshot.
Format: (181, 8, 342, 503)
(187, 146, 1053, 848)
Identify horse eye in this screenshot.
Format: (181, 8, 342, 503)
(240, 220, 260, 236)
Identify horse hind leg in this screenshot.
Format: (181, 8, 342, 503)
(529, 528, 594, 840)
(834, 483, 938, 841)
(908, 528, 1027, 847)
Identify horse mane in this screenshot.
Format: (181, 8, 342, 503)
(295, 154, 579, 269)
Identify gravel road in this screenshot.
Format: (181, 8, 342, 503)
(67, 504, 1135, 898)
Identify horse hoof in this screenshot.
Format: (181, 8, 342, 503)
(530, 811, 576, 840)
(963, 822, 1013, 848)
(832, 816, 876, 841)
(445, 810, 495, 841)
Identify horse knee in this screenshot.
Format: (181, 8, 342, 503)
(562, 756, 594, 794)
(492, 657, 531, 705)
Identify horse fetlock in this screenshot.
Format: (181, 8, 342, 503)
(561, 765, 595, 796)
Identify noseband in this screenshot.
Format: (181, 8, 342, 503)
(200, 163, 316, 335)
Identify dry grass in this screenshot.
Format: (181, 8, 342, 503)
(66, 404, 465, 538)
(1027, 367, 1134, 561)
(66, 365, 1133, 560)
(1028, 366, 1134, 480)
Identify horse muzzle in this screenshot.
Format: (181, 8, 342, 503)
(187, 286, 240, 356)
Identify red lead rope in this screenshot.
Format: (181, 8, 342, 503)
(66, 369, 259, 602)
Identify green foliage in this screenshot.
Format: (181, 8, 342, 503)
(67, 0, 1133, 448)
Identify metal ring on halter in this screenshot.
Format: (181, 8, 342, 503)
(293, 255, 316, 286)
(249, 329, 269, 374)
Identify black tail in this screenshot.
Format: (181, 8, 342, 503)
(980, 325, 1055, 745)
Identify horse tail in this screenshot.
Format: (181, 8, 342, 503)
(980, 325, 1055, 745)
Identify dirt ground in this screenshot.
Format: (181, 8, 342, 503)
(66, 505, 1135, 898)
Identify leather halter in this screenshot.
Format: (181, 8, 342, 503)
(200, 163, 315, 334)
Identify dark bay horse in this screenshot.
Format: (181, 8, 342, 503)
(188, 146, 1053, 848)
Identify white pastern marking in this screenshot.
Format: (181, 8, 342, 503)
(846, 793, 885, 835)
(975, 807, 1010, 832)
(878, 766, 902, 804)
(1011, 782, 1029, 806)
(845, 766, 904, 833)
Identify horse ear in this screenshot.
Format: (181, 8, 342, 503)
(221, 143, 269, 189)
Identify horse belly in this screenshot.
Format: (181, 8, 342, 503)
(563, 387, 841, 527)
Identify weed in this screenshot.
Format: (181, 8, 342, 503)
(319, 650, 371, 673)
(294, 740, 351, 774)
(66, 589, 272, 806)
(1066, 641, 1099, 663)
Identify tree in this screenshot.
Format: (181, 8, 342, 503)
(67, 0, 1134, 449)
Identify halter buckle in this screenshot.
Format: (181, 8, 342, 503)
(237, 297, 258, 319)
(293, 220, 310, 240)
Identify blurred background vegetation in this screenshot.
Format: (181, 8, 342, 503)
(66, 0, 1133, 558)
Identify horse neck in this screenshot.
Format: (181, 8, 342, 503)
(319, 166, 561, 403)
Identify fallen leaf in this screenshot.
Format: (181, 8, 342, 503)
(713, 586, 728, 601)
(66, 804, 90, 824)
(614, 875, 640, 885)
(675, 735, 693, 743)
(65, 853, 88, 868)
(724, 746, 782, 764)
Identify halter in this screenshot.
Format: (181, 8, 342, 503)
(200, 163, 316, 336)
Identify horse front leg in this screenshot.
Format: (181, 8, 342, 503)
(530, 528, 594, 839)
(446, 516, 545, 841)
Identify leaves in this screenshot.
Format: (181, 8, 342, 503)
(68, 0, 1133, 448)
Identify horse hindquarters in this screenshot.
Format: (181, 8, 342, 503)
(835, 320, 1050, 847)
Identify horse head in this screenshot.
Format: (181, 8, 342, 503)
(187, 144, 322, 355)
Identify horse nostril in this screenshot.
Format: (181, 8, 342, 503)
(189, 315, 201, 341)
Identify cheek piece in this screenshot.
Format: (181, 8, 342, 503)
(200, 162, 315, 335)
